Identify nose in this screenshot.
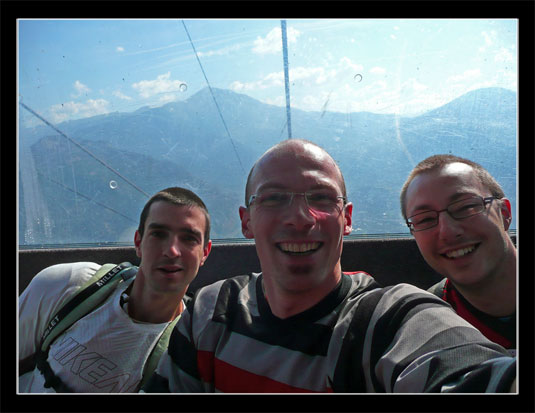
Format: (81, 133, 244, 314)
(283, 193, 316, 229)
(437, 210, 464, 241)
(165, 237, 182, 258)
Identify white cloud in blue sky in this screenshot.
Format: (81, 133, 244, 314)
(50, 99, 110, 123)
(113, 90, 132, 100)
(72, 80, 91, 98)
(252, 26, 301, 55)
(131, 72, 187, 99)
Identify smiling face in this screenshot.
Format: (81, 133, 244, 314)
(239, 141, 352, 297)
(134, 200, 211, 296)
(405, 162, 515, 289)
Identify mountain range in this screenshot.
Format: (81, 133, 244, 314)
(19, 87, 517, 245)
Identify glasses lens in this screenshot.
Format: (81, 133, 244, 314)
(256, 192, 292, 208)
(449, 197, 485, 219)
(253, 191, 343, 214)
(409, 211, 438, 231)
(306, 192, 343, 212)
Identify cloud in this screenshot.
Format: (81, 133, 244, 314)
(228, 55, 441, 116)
(230, 56, 364, 93)
(72, 80, 91, 98)
(116, 46, 124, 52)
(370, 66, 387, 75)
(158, 93, 177, 104)
(132, 72, 186, 98)
(230, 71, 283, 92)
(494, 47, 513, 63)
(50, 99, 110, 123)
(197, 43, 243, 58)
(294, 74, 436, 116)
(482, 30, 494, 46)
(230, 66, 330, 92)
(339, 57, 364, 73)
(447, 69, 481, 83)
(252, 26, 301, 55)
(479, 30, 497, 52)
(113, 90, 132, 100)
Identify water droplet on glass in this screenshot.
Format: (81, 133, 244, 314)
(179, 83, 188, 92)
(109, 180, 118, 189)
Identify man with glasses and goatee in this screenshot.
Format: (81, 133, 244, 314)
(400, 154, 516, 354)
(143, 140, 516, 393)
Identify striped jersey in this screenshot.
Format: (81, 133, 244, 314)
(428, 278, 516, 352)
(143, 272, 516, 393)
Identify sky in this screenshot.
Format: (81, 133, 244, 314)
(17, 18, 517, 126)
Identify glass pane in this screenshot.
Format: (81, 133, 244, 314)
(18, 19, 517, 247)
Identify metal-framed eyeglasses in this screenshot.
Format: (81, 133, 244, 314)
(247, 191, 347, 214)
(406, 196, 497, 232)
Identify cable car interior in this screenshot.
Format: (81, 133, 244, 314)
(9, 3, 532, 408)
(17, 17, 518, 313)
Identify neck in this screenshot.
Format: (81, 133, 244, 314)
(262, 268, 342, 319)
(127, 280, 185, 324)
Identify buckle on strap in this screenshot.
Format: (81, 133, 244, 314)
(117, 266, 137, 282)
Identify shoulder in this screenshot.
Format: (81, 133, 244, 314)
(349, 282, 449, 315)
(194, 273, 256, 300)
(382, 282, 446, 301)
(187, 273, 257, 323)
(427, 278, 447, 298)
(24, 262, 101, 301)
(344, 271, 377, 286)
(33, 262, 100, 286)
(19, 262, 104, 357)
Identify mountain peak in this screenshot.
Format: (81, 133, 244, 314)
(422, 87, 515, 119)
(187, 86, 257, 105)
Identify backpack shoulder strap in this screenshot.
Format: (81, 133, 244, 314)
(138, 312, 181, 389)
(40, 262, 137, 351)
(81, 263, 119, 289)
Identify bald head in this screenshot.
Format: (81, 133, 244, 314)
(245, 139, 346, 205)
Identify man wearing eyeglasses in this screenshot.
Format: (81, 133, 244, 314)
(143, 140, 516, 393)
(400, 154, 516, 353)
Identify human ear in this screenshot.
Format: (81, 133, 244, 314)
(499, 198, 513, 231)
(343, 202, 353, 236)
(239, 206, 254, 239)
(134, 230, 142, 258)
(200, 240, 212, 266)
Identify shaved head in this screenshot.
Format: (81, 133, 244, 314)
(245, 139, 346, 205)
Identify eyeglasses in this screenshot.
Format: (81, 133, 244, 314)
(406, 196, 496, 232)
(247, 191, 346, 213)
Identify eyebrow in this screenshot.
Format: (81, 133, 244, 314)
(147, 222, 203, 239)
(255, 182, 338, 194)
(410, 192, 480, 214)
(254, 183, 287, 193)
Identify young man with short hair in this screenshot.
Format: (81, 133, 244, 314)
(19, 187, 212, 392)
(400, 154, 516, 352)
(144, 140, 515, 393)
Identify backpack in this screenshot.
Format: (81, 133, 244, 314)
(19, 262, 180, 392)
